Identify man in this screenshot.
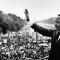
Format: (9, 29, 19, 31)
(31, 15, 60, 60)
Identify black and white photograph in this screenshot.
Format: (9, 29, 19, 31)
(0, 0, 60, 60)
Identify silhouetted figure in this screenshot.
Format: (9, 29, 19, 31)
(31, 15, 60, 60)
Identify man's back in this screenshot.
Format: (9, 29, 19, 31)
(31, 23, 60, 60)
(49, 38, 60, 60)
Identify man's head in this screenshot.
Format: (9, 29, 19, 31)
(55, 15, 60, 31)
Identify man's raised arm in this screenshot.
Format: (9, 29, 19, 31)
(31, 23, 54, 37)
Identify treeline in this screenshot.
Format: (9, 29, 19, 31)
(0, 11, 27, 34)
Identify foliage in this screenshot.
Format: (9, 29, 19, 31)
(0, 11, 27, 34)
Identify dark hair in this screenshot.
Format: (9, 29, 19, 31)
(58, 14, 60, 16)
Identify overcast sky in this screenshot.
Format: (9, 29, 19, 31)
(0, 0, 60, 22)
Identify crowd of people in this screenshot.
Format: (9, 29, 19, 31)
(0, 30, 50, 60)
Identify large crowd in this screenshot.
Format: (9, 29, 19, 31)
(0, 29, 51, 60)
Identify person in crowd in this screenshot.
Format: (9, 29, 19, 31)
(31, 15, 60, 60)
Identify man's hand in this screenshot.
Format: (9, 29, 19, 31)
(27, 21, 36, 27)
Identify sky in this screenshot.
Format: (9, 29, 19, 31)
(0, 0, 60, 22)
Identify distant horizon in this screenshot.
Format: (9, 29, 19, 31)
(0, 0, 60, 22)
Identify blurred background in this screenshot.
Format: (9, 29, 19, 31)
(0, 0, 60, 22)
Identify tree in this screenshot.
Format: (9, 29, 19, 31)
(24, 9, 30, 22)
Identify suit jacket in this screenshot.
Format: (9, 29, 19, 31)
(31, 23, 60, 60)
